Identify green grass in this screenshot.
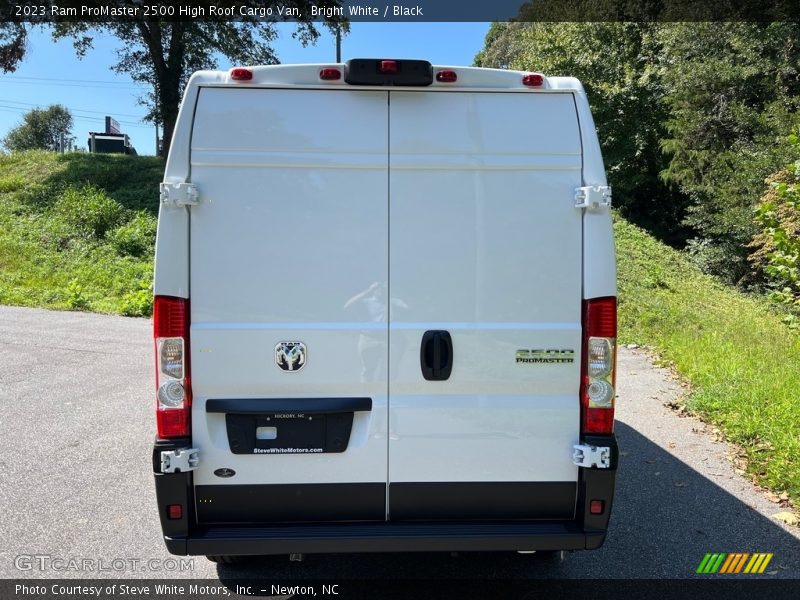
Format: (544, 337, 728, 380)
(617, 216, 800, 505)
(0, 150, 162, 316)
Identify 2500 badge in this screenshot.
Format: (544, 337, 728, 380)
(516, 349, 575, 364)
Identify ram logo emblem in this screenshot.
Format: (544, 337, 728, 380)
(275, 342, 306, 372)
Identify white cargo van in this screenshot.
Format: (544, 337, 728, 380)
(152, 60, 618, 560)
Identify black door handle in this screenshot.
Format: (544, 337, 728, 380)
(421, 330, 453, 381)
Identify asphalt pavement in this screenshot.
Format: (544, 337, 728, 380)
(0, 305, 798, 581)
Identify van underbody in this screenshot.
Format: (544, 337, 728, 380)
(152, 61, 618, 557)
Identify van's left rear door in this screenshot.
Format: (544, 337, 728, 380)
(188, 88, 389, 524)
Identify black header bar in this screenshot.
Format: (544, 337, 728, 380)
(2, 1, 800, 23)
(3, 579, 800, 600)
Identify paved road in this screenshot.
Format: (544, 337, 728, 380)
(0, 306, 798, 581)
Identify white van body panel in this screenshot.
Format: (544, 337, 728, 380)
(153, 64, 617, 531)
(188, 88, 389, 487)
(152, 202, 190, 298)
(387, 91, 582, 483)
(551, 77, 617, 299)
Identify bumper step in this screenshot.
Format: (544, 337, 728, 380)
(170, 521, 603, 556)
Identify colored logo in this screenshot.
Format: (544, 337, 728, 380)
(696, 553, 774, 574)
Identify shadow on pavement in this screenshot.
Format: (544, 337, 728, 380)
(214, 421, 800, 581)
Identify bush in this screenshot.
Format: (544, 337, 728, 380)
(751, 134, 800, 315)
(53, 185, 124, 239)
(108, 211, 157, 257)
(119, 281, 154, 317)
(0, 174, 25, 193)
(66, 279, 90, 311)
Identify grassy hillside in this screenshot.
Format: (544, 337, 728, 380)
(0, 150, 797, 506)
(617, 217, 800, 504)
(0, 151, 162, 316)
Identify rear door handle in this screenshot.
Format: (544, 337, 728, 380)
(420, 330, 453, 381)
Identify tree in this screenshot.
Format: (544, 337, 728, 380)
(658, 22, 800, 285)
(475, 21, 800, 287)
(475, 22, 692, 245)
(0, 23, 26, 72)
(2, 105, 74, 152)
(52, 2, 346, 157)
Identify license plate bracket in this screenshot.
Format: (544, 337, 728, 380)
(225, 412, 355, 455)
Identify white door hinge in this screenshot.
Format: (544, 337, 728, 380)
(575, 185, 611, 210)
(160, 448, 199, 473)
(160, 182, 199, 207)
(572, 443, 611, 469)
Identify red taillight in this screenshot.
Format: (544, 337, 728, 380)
(319, 67, 341, 81)
(586, 297, 617, 338)
(379, 60, 398, 74)
(230, 67, 253, 81)
(590, 500, 605, 515)
(436, 70, 457, 83)
(522, 73, 545, 87)
(580, 297, 617, 435)
(154, 296, 187, 338)
(167, 504, 183, 520)
(157, 409, 190, 439)
(154, 296, 191, 439)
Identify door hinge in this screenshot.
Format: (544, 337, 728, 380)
(160, 182, 199, 207)
(160, 447, 199, 473)
(575, 185, 611, 210)
(572, 443, 611, 469)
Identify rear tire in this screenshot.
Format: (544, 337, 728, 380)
(206, 555, 246, 564)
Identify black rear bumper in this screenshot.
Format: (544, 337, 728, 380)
(153, 435, 617, 556)
(166, 521, 606, 556)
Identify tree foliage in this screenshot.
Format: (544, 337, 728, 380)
(752, 134, 800, 315)
(52, 2, 346, 157)
(475, 22, 691, 245)
(0, 23, 26, 72)
(658, 22, 800, 286)
(2, 105, 74, 152)
(476, 20, 800, 289)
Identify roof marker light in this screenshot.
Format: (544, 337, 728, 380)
(436, 70, 457, 83)
(379, 60, 398, 74)
(230, 67, 253, 81)
(522, 73, 545, 87)
(319, 67, 342, 81)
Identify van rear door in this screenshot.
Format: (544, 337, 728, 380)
(387, 91, 583, 519)
(187, 88, 389, 523)
(185, 85, 584, 524)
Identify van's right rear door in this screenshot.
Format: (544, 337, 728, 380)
(387, 91, 584, 520)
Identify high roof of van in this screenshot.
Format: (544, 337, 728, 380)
(184, 61, 585, 93)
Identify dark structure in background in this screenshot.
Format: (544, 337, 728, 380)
(87, 116, 137, 155)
